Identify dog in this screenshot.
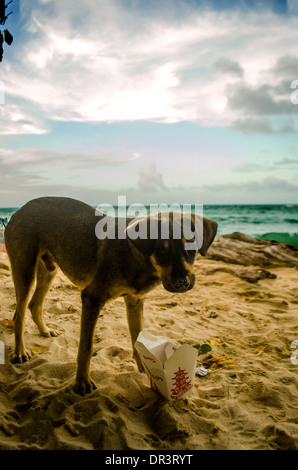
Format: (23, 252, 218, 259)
(4, 197, 217, 396)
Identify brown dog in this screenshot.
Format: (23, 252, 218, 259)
(4, 197, 217, 396)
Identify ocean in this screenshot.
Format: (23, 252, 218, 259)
(1, 204, 298, 248)
(203, 204, 298, 248)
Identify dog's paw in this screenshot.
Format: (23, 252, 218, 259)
(11, 349, 31, 364)
(40, 328, 59, 338)
(73, 378, 96, 396)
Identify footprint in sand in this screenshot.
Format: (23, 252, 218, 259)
(101, 346, 131, 364)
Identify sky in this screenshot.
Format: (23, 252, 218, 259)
(0, 0, 298, 207)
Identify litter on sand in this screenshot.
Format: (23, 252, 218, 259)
(64, 421, 80, 436)
(0, 422, 14, 436)
(195, 365, 211, 377)
(135, 331, 198, 401)
(203, 354, 235, 370)
(31, 346, 48, 356)
(5, 319, 14, 330)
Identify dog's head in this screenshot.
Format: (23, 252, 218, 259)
(126, 212, 217, 293)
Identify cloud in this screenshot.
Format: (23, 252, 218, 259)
(212, 57, 244, 77)
(0, 144, 136, 206)
(0, 104, 47, 135)
(227, 83, 296, 116)
(253, 176, 298, 192)
(274, 157, 298, 165)
(273, 55, 298, 78)
(203, 176, 298, 195)
(231, 117, 274, 134)
(0, 146, 127, 202)
(229, 156, 298, 175)
(230, 160, 269, 173)
(129, 152, 142, 161)
(138, 163, 166, 192)
(0, 148, 46, 206)
(0, 147, 125, 170)
(227, 70, 298, 133)
(1, 0, 297, 131)
(288, 0, 298, 14)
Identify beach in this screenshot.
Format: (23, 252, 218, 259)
(0, 233, 297, 450)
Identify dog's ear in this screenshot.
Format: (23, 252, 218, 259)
(198, 216, 218, 256)
(191, 214, 218, 256)
(125, 216, 157, 256)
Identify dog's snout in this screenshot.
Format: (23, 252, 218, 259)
(174, 275, 190, 289)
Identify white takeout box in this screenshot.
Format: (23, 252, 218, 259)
(135, 331, 197, 401)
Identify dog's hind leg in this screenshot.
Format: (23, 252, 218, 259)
(9, 258, 37, 364)
(28, 253, 58, 338)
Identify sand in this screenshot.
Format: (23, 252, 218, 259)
(0, 233, 297, 450)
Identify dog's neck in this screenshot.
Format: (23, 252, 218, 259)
(127, 238, 158, 275)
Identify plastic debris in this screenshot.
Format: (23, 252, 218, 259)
(195, 365, 210, 377)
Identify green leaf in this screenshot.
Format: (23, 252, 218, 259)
(192, 343, 212, 356)
(200, 344, 212, 354)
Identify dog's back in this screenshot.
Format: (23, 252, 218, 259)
(5, 197, 101, 286)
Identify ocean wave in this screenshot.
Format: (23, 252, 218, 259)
(284, 218, 298, 224)
(255, 232, 298, 248)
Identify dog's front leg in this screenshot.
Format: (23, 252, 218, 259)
(74, 289, 104, 396)
(124, 295, 144, 372)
